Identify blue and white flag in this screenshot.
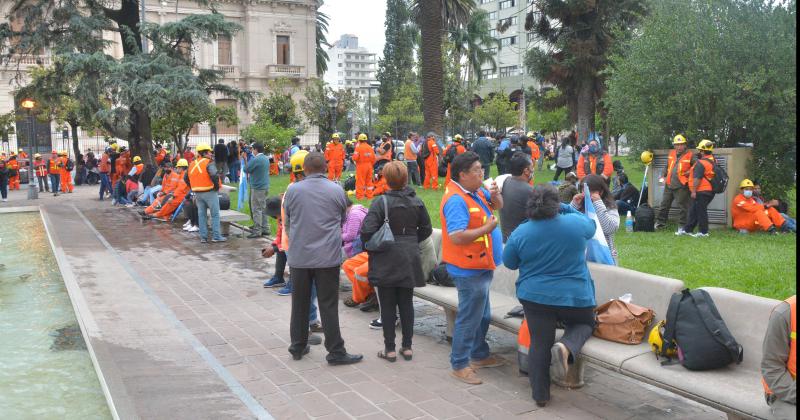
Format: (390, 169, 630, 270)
(237, 160, 248, 211)
(584, 184, 616, 265)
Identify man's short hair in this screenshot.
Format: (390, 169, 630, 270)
(382, 161, 408, 190)
(303, 152, 327, 175)
(509, 152, 532, 176)
(451, 151, 480, 182)
(253, 143, 265, 154)
(218, 139, 225, 144)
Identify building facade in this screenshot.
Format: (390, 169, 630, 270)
(323, 34, 378, 101)
(476, 0, 542, 109)
(1, 0, 321, 150)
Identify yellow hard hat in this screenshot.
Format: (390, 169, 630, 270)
(18, 149, 23, 152)
(739, 179, 754, 189)
(640, 150, 654, 165)
(357, 133, 368, 142)
(331, 133, 340, 140)
(176, 158, 189, 168)
(290, 150, 309, 173)
(454, 134, 463, 142)
(648, 320, 677, 358)
(526, 131, 535, 138)
(111, 144, 119, 151)
(672, 134, 687, 145)
(696, 139, 714, 151)
(196, 143, 212, 153)
(133, 156, 142, 163)
(59, 150, 67, 156)
(34, 153, 41, 158)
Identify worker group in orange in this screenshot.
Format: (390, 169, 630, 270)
(351, 133, 375, 199)
(325, 133, 345, 182)
(144, 159, 190, 220)
(422, 132, 440, 190)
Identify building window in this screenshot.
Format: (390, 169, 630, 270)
(484, 47, 497, 55)
(338, 63, 342, 67)
(338, 71, 343, 76)
(338, 80, 343, 85)
(277, 35, 290, 65)
(498, 16, 517, 27)
(500, 36, 517, 47)
(338, 54, 342, 58)
(215, 99, 238, 134)
(346, 54, 351, 59)
(480, 0, 494, 4)
(499, 65, 518, 77)
(488, 11, 498, 20)
(527, 32, 536, 42)
(217, 34, 232, 65)
(489, 29, 497, 37)
(481, 69, 497, 80)
(499, 0, 515, 10)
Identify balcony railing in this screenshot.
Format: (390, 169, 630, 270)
(15, 55, 51, 66)
(212, 64, 238, 76)
(266, 64, 304, 77)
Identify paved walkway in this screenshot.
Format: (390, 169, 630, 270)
(2, 185, 725, 419)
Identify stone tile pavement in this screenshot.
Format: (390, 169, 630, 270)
(3, 185, 726, 419)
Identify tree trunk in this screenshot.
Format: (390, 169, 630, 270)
(129, 104, 154, 164)
(575, 78, 594, 147)
(69, 121, 80, 158)
(418, 0, 444, 136)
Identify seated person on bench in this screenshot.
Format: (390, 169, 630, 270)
(142, 159, 189, 220)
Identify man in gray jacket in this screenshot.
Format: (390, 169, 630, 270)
(244, 143, 271, 238)
(761, 296, 796, 420)
(283, 152, 363, 365)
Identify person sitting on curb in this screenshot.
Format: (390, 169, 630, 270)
(752, 180, 796, 233)
(760, 295, 796, 420)
(613, 173, 640, 215)
(731, 179, 790, 235)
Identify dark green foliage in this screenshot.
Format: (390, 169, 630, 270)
(377, 0, 418, 115)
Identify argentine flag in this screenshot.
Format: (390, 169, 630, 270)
(237, 160, 248, 211)
(584, 184, 616, 265)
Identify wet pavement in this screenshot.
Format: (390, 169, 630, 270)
(1, 185, 726, 419)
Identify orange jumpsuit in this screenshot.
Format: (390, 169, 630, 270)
(325, 141, 345, 181)
(372, 177, 388, 197)
(145, 171, 180, 215)
(115, 153, 130, 186)
(352, 141, 375, 199)
(7, 158, 20, 190)
(154, 177, 189, 219)
(527, 141, 541, 162)
(444, 143, 466, 186)
(423, 138, 440, 189)
(59, 156, 74, 192)
(731, 193, 785, 232)
(342, 252, 373, 304)
(270, 153, 280, 175)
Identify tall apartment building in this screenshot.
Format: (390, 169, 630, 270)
(476, 0, 541, 107)
(1, 0, 321, 148)
(323, 34, 378, 101)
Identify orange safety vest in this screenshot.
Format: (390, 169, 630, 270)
(48, 158, 61, 174)
(7, 159, 19, 172)
(188, 157, 214, 192)
(666, 150, 694, 186)
(133, 163, 144, 175)
(691, 157, 715, 193)
(404, 140, 417, 161)
(155, 149, 167, 165)
(439, 184, 496, 270)
(762, 296, 796, 396)
(34, 160, 47, 177)
(527, 141, 541, 161)
(376, 141, 393, 161)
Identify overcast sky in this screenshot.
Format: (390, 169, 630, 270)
(320, 0, 387, 58)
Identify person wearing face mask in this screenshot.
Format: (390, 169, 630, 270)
(731, 179, 788, 234)
(575, 138, 613, 183)
(500, 152, 535, 242)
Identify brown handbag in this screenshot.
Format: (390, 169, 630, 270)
(593, 299, 655, 344)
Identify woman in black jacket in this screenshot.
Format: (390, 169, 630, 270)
(360, 161, 432, 362)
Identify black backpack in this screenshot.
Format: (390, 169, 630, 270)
(343, 174, 356, 191)
(437, 160, 448, 177)
(429, 263, 454, 287)
(419, 141, 431, 159)
(218, 193, 231, 210)
(660, 288, 743, 370)
(633, 203, 655, 232)
(706, 159, 729, 194)
(443, 145, 458, 164)
(66, 158, 75, 171)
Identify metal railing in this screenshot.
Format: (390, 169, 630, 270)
(266, 64, 304, 77)
(212, 64, 238, 75)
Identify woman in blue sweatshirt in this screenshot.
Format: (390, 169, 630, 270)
(502, 184, 597, 407)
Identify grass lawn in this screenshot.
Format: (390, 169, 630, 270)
(228, 156, 796, 300)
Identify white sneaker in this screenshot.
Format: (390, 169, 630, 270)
(187, 226, 199, 232)
(182, 224, 192, 231)
(2, 198, 6, 202)
(183, 221, 191, 228)
(675, 228, 688, 236)
(125, 203, 135, 208)
(111, 199, 116, 205)
(691, 232, 710, 238)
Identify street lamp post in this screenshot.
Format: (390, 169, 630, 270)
(21, 98, 37, 200)
(366, 81, 380, 141)
(328, 96, 338, 141)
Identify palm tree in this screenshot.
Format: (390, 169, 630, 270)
(410, 0, 476, 136)
(316, 11, 331, 76)
(450, 10, 499, 83)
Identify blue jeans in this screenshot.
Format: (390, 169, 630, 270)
(450, 270, 493, 370)
(49, 174, 60, 193)
(780, 213, 796, 232)
(229, 161, 239, 183)
(196, 191, 222, 240)
(140, 185, 161, 204)
(99, 173, 112, 199)
(616, 200, 636, 215)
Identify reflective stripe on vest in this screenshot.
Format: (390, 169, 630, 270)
(762, 295, 796, 396)
(667, 150, 694, 186)
(188, 158, 214, 192)
(439, 184, 496, 270)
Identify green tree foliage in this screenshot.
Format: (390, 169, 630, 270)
(449, 10, 499, 83)
(524, 0, 646, 148)
(298, 80, 359, 143)
(253, 79, 303, 132)
(442, 41, 475, 137)
(527, 89, 568, 134)
(411, 0, 476, 136)
(0, 1, 253, 164)
(240, 118, 294, 154)
(472, 93, 518, 133)
(316, 12, 331, 76)
(151, 104, 238, 153)
(0, 112, 16, 143)
(377, 0, 418, 115)
(376, 84, 423, 136)
(605, 0, 796, 198)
